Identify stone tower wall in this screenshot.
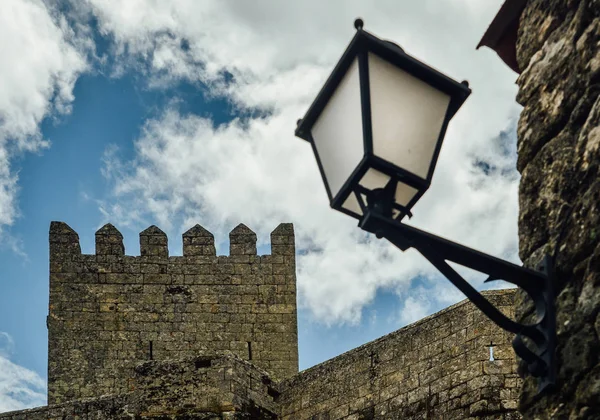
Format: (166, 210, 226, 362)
(514, 0, 600, 417)
(0, 354, 280, 419)
(48, 221, 298, 404)
(278, 290, 522, 420)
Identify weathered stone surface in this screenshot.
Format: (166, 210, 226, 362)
(271, 223, 296, 258)
(0, 354, 278, 419)
(48, 223, 299, 404)
(183, 224, 216, 256)
(95, 223, 125, 255)
(515, 0, 600, 417)
(49, 221, 81, 259)
(140, 225, 169, 257)
(277, 290, 521, 419)
(230, 223, 257, 255)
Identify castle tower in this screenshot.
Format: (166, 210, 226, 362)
(48, 221, 298, 404)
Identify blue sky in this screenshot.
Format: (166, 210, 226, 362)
(0, 0, 522, 412)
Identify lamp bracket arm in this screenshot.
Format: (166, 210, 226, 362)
(378, 217, 553, 341)
(361, 210, 549, 340)
(417, 245, 545, 344)
(359, 208, 556, 393)
(360, 211, 547, 293)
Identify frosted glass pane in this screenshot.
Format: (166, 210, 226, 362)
(342, 168, 418, 217)
(360, 168, 418, 207)
(359, 167, 390, 190)
(369, 53, 451, 179)
(312, 58, 364, 198)
(395, 182, 418, 207)
(342, 192, 363, 215)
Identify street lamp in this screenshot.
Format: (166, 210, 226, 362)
(295, 19, 556, 394)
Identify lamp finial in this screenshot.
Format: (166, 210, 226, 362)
(354, 18, 364, 31)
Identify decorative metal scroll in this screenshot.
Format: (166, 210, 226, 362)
(357, 185, 556, 394)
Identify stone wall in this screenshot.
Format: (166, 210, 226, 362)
(514, 0, 600, 418)
(278, 290, 521, 420)
(48, 222, 298, 404)
(0, 353, 280, 419)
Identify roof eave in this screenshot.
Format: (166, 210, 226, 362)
(476, 0, 528, 74)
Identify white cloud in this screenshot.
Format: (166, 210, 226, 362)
(0, 333, 15, 359)
(0, 332, 46, 413)
(87, 0, 522, 325)
(398, 293, 433, 326)
(0, 0, 88, 241)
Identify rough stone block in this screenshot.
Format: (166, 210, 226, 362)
(183, 224, 216, 256)
(49, 221, 81, 261)
(229, 223, 257, 255)
(95, 223, 125, 256)
(139, 225, 168, 257)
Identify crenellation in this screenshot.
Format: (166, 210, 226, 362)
(182, 223, 216, 256)
(229, 223, 258, 255)
(271, 223, 295, 257)
(95, 223, 125, 256)
(139, 225, 168, 257)
(49, 222, 82, 260)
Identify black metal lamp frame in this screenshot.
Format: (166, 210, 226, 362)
(294, 18, 556, 395)
(295, 19, 471, 222)
(358, 181, 556, 394)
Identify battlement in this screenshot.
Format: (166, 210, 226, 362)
(48, 221, 298, 405)
(50, 221, 295, 260)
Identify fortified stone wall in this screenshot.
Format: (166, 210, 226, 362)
(513, 0, 600, 418)
(6, 287, 523, 420)
(0, 353, 280, 419)
(278, 290, 522, 420)
(48, 222, 298, 404)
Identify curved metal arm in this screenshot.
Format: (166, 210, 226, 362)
(358, 208, 556, 394)
(418, 247, 544, 342)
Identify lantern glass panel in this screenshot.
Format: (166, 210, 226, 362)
(394, 180, 419, 207)
(342, 192, 363, 215)
(368, 53, 451, 180)
(342, 168, 419, 216)
(311, 58, 364, 198)
(360, 168, 418, 206)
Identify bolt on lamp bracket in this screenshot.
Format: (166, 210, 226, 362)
(357, 185, 556, 394)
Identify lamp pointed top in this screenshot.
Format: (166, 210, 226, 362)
(354, 18, 364, 31)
